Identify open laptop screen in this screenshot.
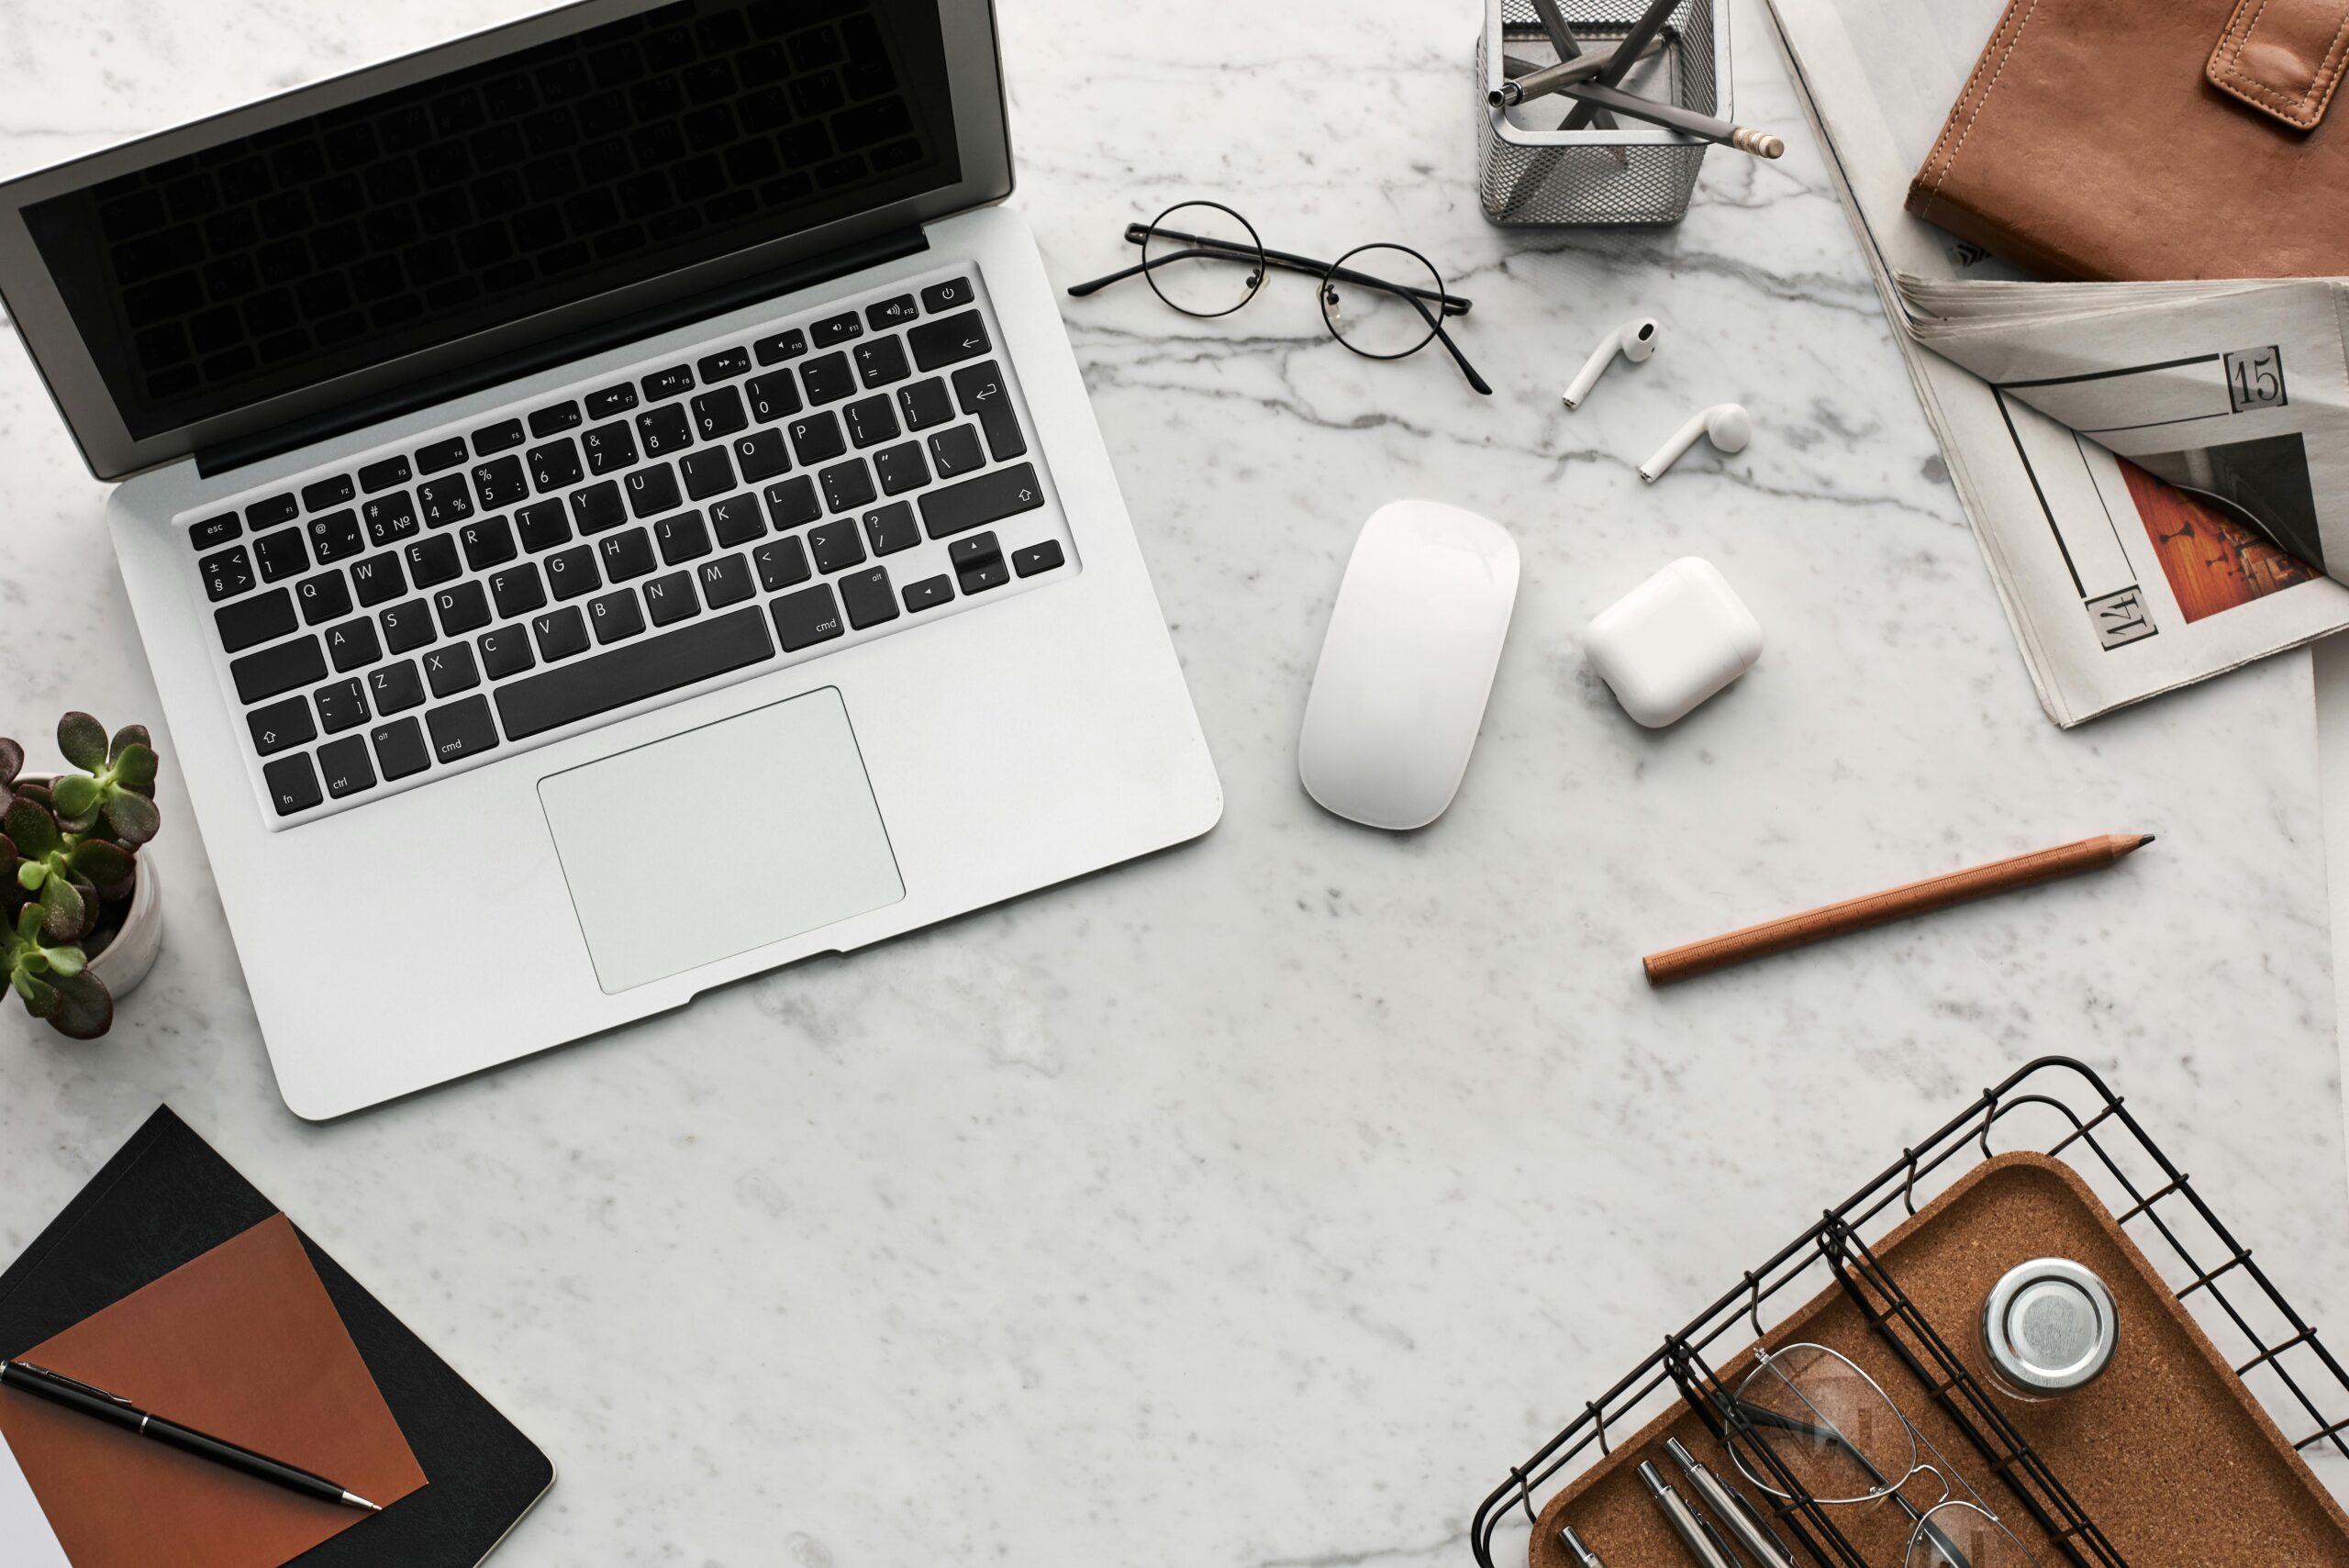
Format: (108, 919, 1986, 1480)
(16, 0, 961, 451)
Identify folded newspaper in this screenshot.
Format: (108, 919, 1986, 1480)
(1764, 0, 2349, 726)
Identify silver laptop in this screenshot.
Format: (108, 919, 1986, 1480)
(0, 0, 1221, 1118)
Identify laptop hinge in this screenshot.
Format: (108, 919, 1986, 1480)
(197, 225, 929, 479)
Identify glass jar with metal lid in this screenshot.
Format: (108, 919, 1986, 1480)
(1979, 1257, 2120, 1402)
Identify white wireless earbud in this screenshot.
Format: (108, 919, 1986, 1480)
(1639, 403, 1752, 482)
(1560, 318, 1660, 410)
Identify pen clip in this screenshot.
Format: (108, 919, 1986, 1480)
(13, 1362, 135, 1407)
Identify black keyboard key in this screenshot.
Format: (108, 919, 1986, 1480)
(571, 480, 627, 535)
(655, 510, 713, 565)
(499, 605, 774, 740)
(625, 465, 683, 519)
(952, 361, 1026, 460)
(902, 573, 952, 613)
(297, 569, 352, 626)
(434, 580, 493, 636)
(919, 277, 973, 313)
(950, 532, 1001, 573)
(753, 326, 807, 364)
(708, 493, 766, 547)
(867, 295, 918, 330)
(380, 598, 435, 654)
(681, 448, 736, 501)
(961, 558, 1010, 594)
(191, 512, 241, 549)
(641, 363, 695, 401)
(636, 402, 692, 457)
(927, 424, 985, 480)
(696, 346, 751, 383)
(427, 695, 500, 762)
(527, 439, 584, 493)
(416, 437, 470, 473)
(351, 553, 406, 606)
(691, 386, 749, 442)
(478, 623, 536, 679)
(599, 527, 657, 581)
(584, 382, 639, 419)
(787, 410, 845, 465)
(645, 571, 700, 627)
(202, 546, 258, 602)
(909, 309, 991, 371)
(247, 695, 316, 755)
(819, 459, 876, 514)
(746, 372, 801, 423)
(426, 641, 481, 696)
(763, 475, 821, 528)
(325, 616, 382, 673)
(517, 500, 573, 552)
(863, 501, 919, 556)
(697, 553, 755, 608)
(584, 419, 640, 474)
(547, 545, 600, 600)
(417, 475, 474, 528)
(589, 588, 646, 643)
(801, 351, 854, 405)
(754, 537, 811, 592)
(529, 400, 583, 437)
(362, 492, 419, 548)
(254, 527, 309, 581)
(839, 566, 897, 630)
(231, 634, 327, 703)
(314, 678, 369, 735)
(263, 753, 322, 817)
(731, 428, 791, 484)
(921, 462, 1044, 539)
(370, 660, 427, 716)
(1013, 539, 1067, 577)
(460, 514, 518, 573)
(854, 336, 910, 389)
(898, 376, 953, 431)
(843, 394, 898, 449)
(318, 735, 377, 798)
(808, 519, 866, 573)
(247, 492, 299, 528)
(770, 584, 842, 651)
(471, 418, 526, 456)
(217, 586, 295, 651)
(302, 473, 356, 511)
(472, 455, 529, 509)
(531, 606, 591, 662)
(874, 442, 930, 496)
(371, 716, 431, 779)
(491, 562, 547, 618)
(358, 455, 412, 494)
(404, 532, 462, 588)
(811, 309, 863, 347)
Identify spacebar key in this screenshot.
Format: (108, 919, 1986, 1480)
(495, 606, 775, 740)
(920, 462, 1045, 539)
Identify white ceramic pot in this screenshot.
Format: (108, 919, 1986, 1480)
(17, 774, 165, 1001)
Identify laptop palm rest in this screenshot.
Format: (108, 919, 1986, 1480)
(539, 688, 905, 994)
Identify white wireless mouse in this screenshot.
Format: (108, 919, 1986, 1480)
(1298, 500, 1520, 829)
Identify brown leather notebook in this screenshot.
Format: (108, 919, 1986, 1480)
(0, 1214, 426, 1568)
(1906, 0, 2349, 280)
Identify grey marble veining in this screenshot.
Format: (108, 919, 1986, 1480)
(0, 1, 2343, 1563)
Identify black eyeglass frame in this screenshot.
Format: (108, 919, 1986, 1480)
(1065, 201, 1493, 395)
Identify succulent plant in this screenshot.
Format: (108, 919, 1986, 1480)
(0, 714, 162, 1041)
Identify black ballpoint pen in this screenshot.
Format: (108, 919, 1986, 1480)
(0, 1360, 382, 1512)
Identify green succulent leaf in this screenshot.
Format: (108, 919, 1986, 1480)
(37, 873, 85, 942)
(16, 905, 43, 944)
(16, 969, 58, 1017)
(42, 944, 84, 978)
(103, 788, 161, 846)
(17, 861, 45, 892)
(113, 741, 159, 795)
(56, 712, 108, 773)
(4, 796, 58, 860)
(50, 773, 101, 823)
(107, 726, 151, 766)
(46, 970, 112, 1039)
(69, 839, 134, 897)
(0, 738, 21, 786)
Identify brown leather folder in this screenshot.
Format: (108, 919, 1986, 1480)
(1907, 0, 2349, 280)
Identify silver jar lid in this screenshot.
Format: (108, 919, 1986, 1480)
(1982, 1258, 2119, 1394)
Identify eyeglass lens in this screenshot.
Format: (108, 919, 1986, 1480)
(1141, 202, 1264, 318)
(1320, 242, 1445, 360)
(1731, 1344, 1918, 1506)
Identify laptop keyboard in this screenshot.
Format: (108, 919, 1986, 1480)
(183, 265, 1075, 827)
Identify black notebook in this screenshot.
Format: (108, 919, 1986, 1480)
(0, 1106, 552, 1567)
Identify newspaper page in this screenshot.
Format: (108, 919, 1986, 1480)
(1763, 0, 2349, 726)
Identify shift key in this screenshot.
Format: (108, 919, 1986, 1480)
(919, 462, 1044, 539)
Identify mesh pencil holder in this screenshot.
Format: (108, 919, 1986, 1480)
(1475, 0, 1731, 226)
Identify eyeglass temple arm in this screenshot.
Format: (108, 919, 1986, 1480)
(1726, 1396, 1971, 1564)
(1068, 228, 1474, 315)
(1396, 288, 1495, 396)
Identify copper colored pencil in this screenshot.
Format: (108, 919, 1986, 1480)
(1642, 832, 2154, 987)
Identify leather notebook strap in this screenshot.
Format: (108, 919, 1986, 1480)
(2209, 0, 2349, 129)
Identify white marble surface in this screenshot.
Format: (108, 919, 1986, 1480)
(2, 1, 2346, 1563)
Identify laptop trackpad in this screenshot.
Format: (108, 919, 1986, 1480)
(539, 688, 905, 993)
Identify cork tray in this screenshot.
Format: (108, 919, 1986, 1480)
(1528, 1151, 2349, 1567)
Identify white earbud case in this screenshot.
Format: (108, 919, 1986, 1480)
(1583, 558, 1764, 728)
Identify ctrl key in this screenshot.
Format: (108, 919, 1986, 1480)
(317, 735, 377, 799)
(427, 695, 501, 763)
(262, 753, 322, 817)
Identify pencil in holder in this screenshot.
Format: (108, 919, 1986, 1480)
(1475, 0, 1731, 227)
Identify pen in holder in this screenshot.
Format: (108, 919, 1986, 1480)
(1475, 0, 1731, 227)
